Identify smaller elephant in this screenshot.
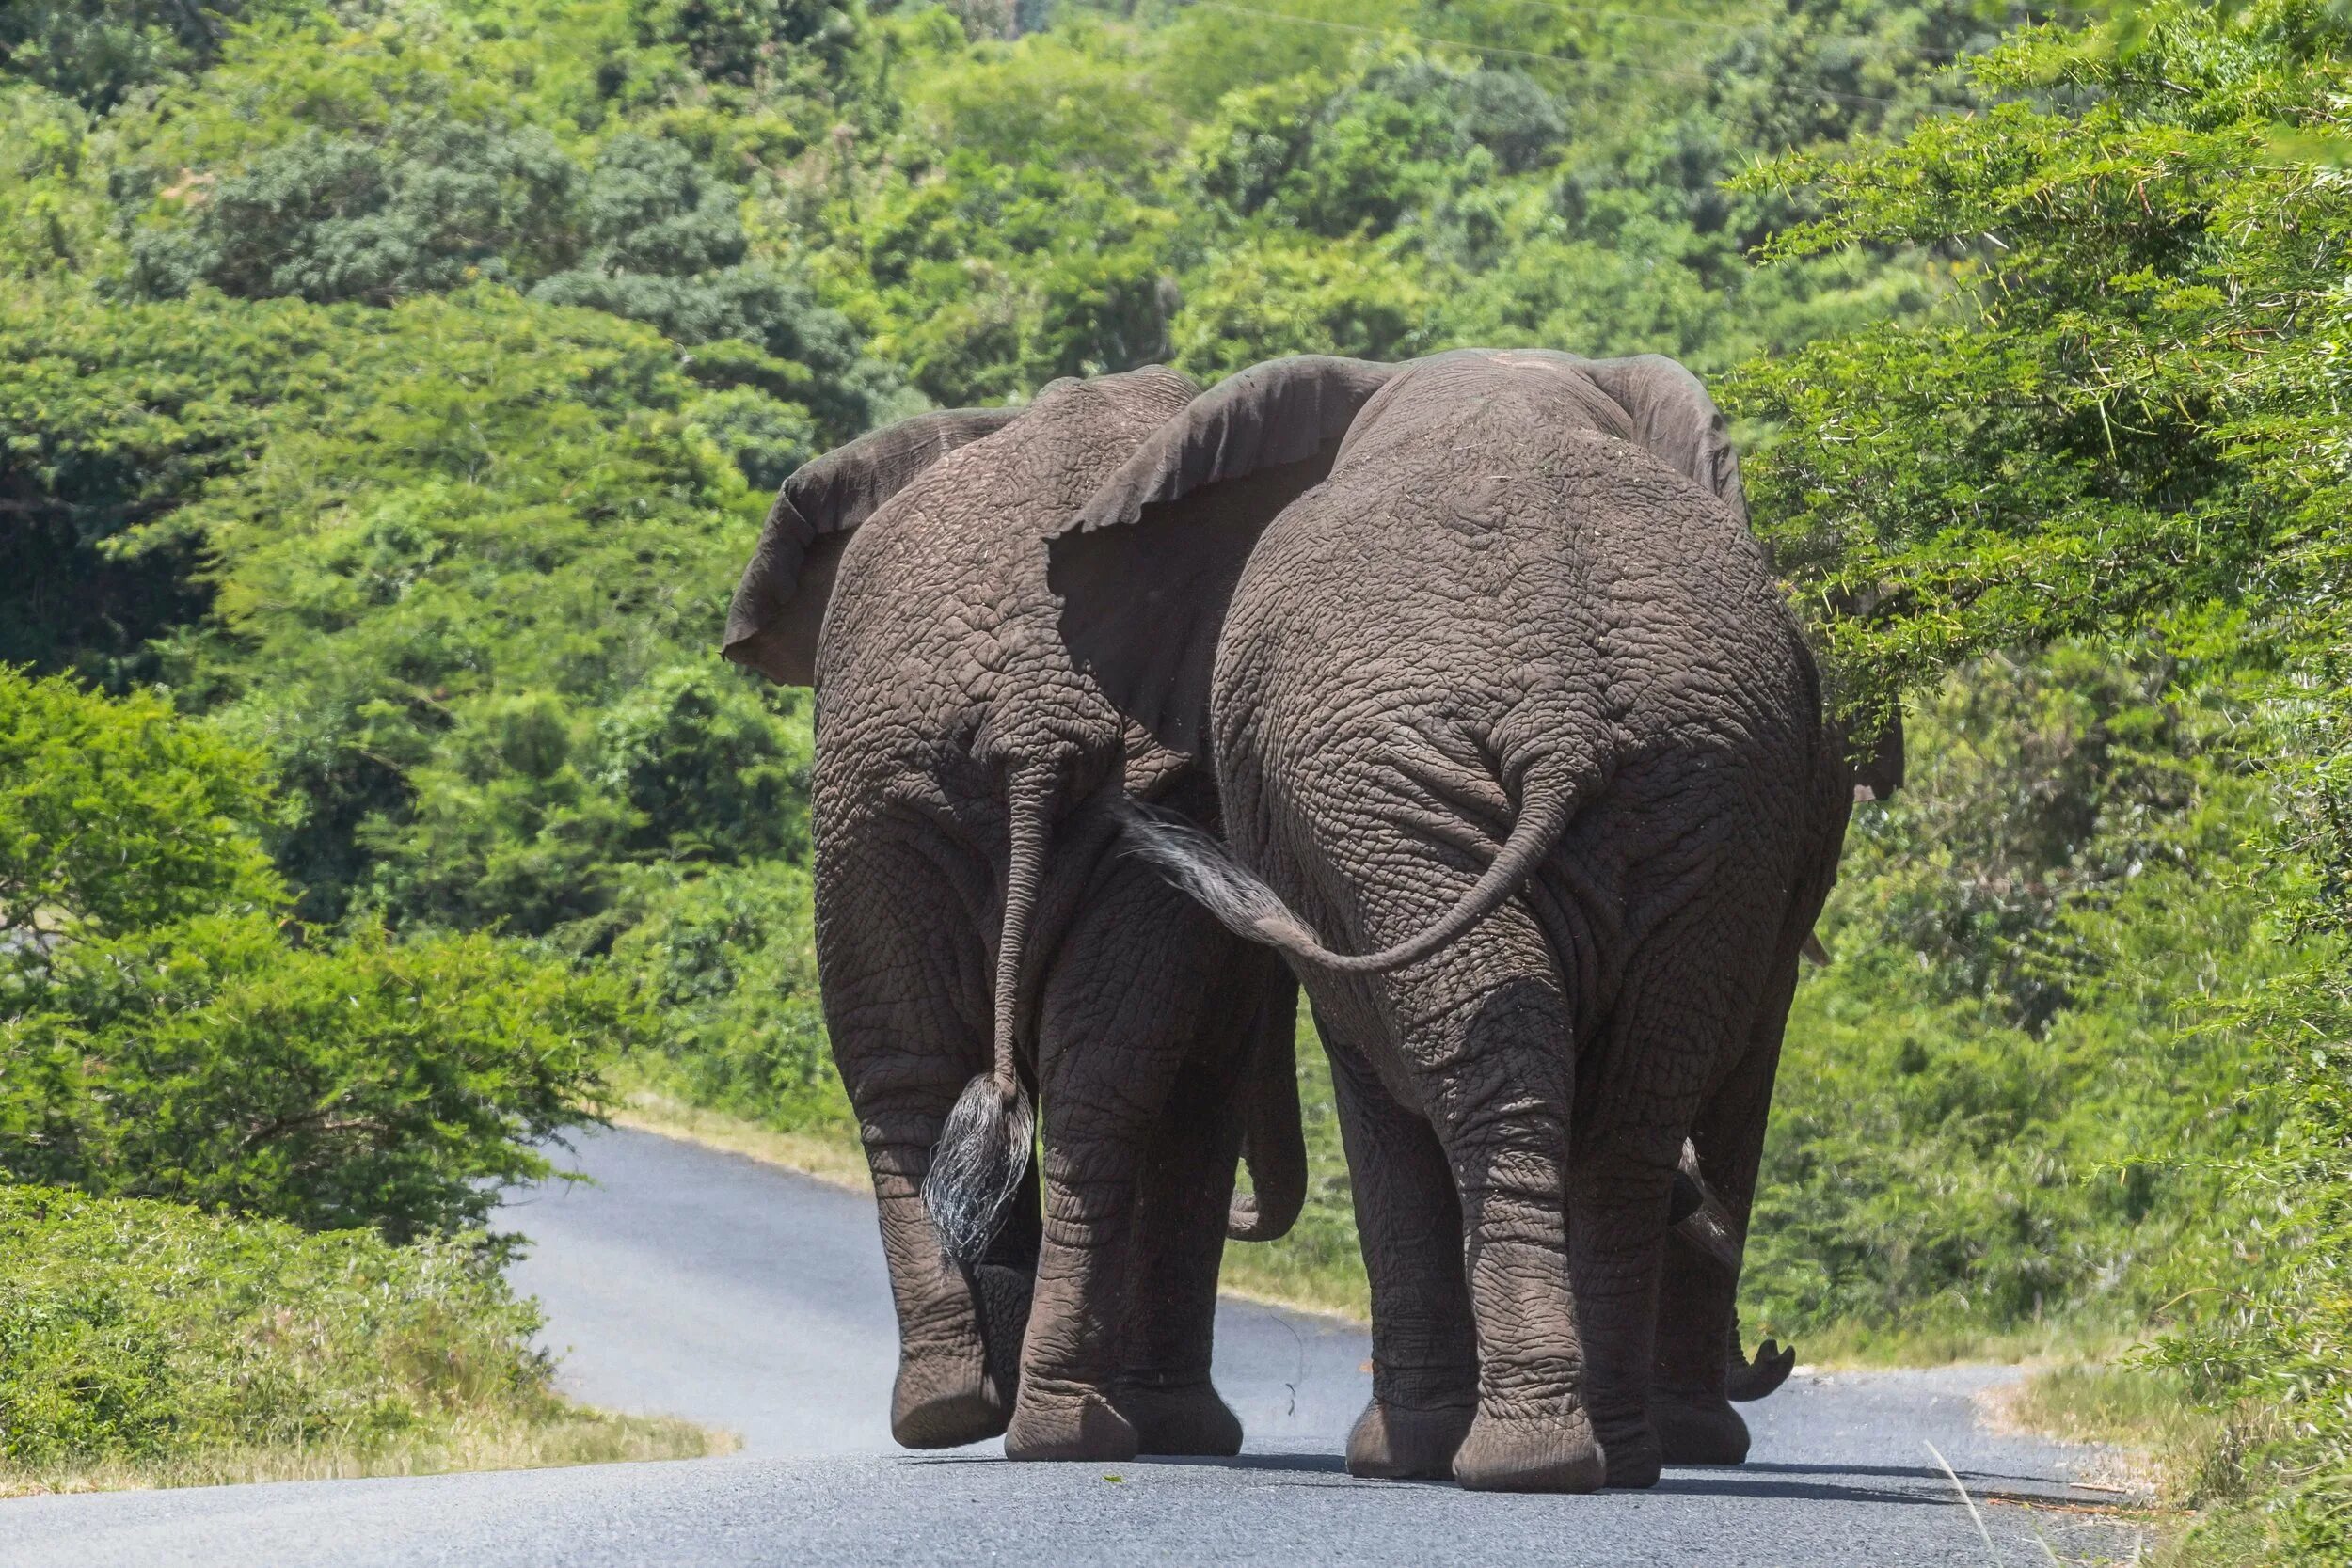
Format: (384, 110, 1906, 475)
(1050, 349, 1870, 1490)
(722, 368, 1308, 1462)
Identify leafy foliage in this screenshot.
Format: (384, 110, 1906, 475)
(0, 667, 279, 956)
(0, 1183, 550, 1467)
(0, 1, 288, 111)
(10, 914, 632, 1240)
(1749, 647, 2280, 1341)
(1732, 1, 2352, 1548)
(0, 673, 629, 1240)
(8, 0, 2352, 1544)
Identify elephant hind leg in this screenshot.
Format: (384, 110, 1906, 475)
(818, 881, 1025, 1450)
(1005, 863, 1261, 1464)
(1117, 1027, 1253, 1457)
(1577, 908, 1783, 1485)
(1322, 1029, 1478, 1481)
(1649, 939, 1804, 1465)
(1376, 916, 1603, 1494)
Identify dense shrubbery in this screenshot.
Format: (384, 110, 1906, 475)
(1732, 2, 2352, 1549)
(1751, 648, 2280, 1343)
(0, 1183, 548, 1469)
(1, 670, 630, 1240)
(3, 0, 1982, 1196)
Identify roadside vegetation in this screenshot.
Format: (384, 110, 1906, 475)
(0, 1184, 715, 1496)
(0, 669, 712, 1488)
(3, 0, 2345, 1554)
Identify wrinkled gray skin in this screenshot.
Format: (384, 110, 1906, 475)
(722, 367, 1302, 1464)
(1050, 349, 1889, 1492)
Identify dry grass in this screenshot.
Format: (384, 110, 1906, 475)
(608, 1078, 872, 1192)
(2004, 1364, 2291, 1516)
(1987, 1359, 2331, 1565)
(1783, 1317, 2145, 1373)
(0, 1406, 731, 1499)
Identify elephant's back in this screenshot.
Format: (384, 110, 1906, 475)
(1216, 411, 1816, 809)
(813, 369, 1195, 806)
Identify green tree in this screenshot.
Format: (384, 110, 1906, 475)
(1, 670, 631, 1239)
(0, 666, 279, 962)
(1730, 1, 2352, 1546)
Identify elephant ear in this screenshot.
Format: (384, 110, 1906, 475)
(722, 405, 1025, 685)
(1049, 356, 1396, 757)
(1579, 354, 1747, 517)
(1851, 700, 1905, 801)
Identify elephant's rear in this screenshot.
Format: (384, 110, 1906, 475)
(1212, 408, 1829, 1005)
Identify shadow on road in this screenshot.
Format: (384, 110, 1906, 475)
(902, 1449, 2100, 1513)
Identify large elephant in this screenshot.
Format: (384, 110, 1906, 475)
(1047, 349, 1864, 1492)
(721, 366, 1305, 1463)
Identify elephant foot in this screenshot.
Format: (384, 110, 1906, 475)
(891, 1368, 1010, 1450)
(888, 1265, 1032, 1451)
(1650, 1391, 1750, 1465)
(1120, 1381, 1243, 1457)
(1004, 1384, 1138, 1463)
(1450, 1407, 1606, 1494)
(1345, 1399, 1474, 1481)
(1594, 1412, 1663, 1489)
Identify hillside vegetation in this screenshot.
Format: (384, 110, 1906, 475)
(2, 0, 2346, 1553)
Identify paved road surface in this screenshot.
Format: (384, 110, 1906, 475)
(1, 1128, 2148, 1567)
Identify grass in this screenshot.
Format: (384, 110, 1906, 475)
(1991, 1360, 2352, 1567)
(2, 1407, 727, 1498)
(607, 1066, 872, 1193)
(0, 1183, 728, 1497)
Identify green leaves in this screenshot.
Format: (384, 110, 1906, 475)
(1730, 2, 2352, 1537)
(1733, 0, 2352, 706)
(0, 1184, 551, 1466)
(21, 913, 636, 1239)
(1749, 648, 2272, 1341)
(0, 670, 281, 958)
(0, 672, 634, 1239)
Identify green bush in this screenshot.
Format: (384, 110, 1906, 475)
(1731, 1, 2352, 1544)
(1749, 651, 2281, 1343)
(0, 666, 280, 957)
(606, 860, 845, 1134)
(1, 670, 633, 1239)
(10, 914, 634, 1239)
(0, 1183, 549, 1467)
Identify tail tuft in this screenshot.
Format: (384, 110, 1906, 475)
(923, 1073, 1035, 1266)
(1114, 798, 1322, 952)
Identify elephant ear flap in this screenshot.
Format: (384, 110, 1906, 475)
(1581, 355, 1747, 519)
(1852, 700, 1905, 801)
(723, 405, 1024, 685)
(1049, 356, 1396, 757)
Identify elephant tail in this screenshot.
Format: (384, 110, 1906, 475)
(923, 768, 1048, 1266)
(1226, 982, 1304, 1242)
(1114, 766, 1581, 977)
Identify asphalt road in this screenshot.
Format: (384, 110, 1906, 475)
(1, 1128, 2150, 1567)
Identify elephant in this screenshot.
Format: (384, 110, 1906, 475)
(1046, 348, 1878, 1491)
(720, 366, 1307, 1464)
